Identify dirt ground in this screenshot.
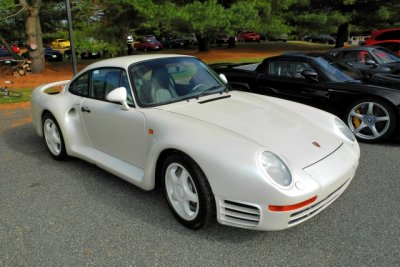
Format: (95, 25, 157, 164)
(0, 42, 330, 90)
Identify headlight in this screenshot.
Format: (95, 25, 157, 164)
(335, 117, 356, 142)
(259, 151, 292, 187)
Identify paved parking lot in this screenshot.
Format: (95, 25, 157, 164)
(1, 105, 399, 266)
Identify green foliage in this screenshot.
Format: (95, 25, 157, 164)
(3, 0, 400, 57)
(178, 0, 230, 37)
(376, 6, 391, 21)
(0, 1, 24, 42)
(227, 1, 260, 34)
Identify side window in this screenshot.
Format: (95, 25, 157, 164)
(268, 61, 293, 77)
(90, 68, 134, 105)
(292, 62, 313, 79)
(268, 61, 313, 79)
(69, 73, 89, 97)
(362, 51, 372, 61)
(342, 51, 362, 63)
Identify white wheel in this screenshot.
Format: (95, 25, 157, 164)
(43, 113, 68, 160)
(165, 162, 199, 220)
(162, 153, 215, 229)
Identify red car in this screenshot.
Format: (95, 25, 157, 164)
(134, 37, 163, 51)
(237, 31, 261, 42)
(364, 28, 400, 45)
(11, 44, 20, 53)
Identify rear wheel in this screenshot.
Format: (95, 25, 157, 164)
(161, 153, 215, 229)
(345, 98, 396, 142)
(42, 113, 68, 160)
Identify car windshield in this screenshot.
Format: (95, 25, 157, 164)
(129, 57, 227, 107)
(372, 48, 400, 63)
(314, 56, 362, 82)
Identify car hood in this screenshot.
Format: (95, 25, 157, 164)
(165, 93, 342, 168)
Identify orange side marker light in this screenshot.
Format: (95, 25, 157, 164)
(268, 196, 317, 212)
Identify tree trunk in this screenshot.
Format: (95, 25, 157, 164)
(227, 37, 236, 48)
(21, 0, 44, 73)
(335, 23, 349, 48)
(197, 37, 210, 52)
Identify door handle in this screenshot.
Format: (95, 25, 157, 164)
(81, 107, 91, 113)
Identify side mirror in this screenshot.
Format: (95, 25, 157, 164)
(106, 87, 130, 110)
(301, 69, 319, 82)
(219, 73, 228, 84)
(365, 59, 378, 67)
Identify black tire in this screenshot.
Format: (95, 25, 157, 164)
(161, 153, 215, 229)
(42, 113, 68, 160)
(344, 98, 396, 143)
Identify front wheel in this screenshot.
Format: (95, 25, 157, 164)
(161, 153, 215, 229)
(43, 113, 68, 160)
(344, 98, 396, 143)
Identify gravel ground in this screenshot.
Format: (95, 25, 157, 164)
(1, 93, 400, 267)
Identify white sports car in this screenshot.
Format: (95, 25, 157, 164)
(31, 54, 360, 231)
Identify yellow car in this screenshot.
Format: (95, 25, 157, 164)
(50, 39, 71, 49)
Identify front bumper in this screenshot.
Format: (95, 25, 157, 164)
(215, 143, 359, 231)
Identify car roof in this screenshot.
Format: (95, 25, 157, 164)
(80, 54, 194, 72)
(371, 27, 400, 34)
(273, 51, 324, 59)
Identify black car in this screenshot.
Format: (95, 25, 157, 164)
(304, 34, 335, 45)
(329, 46, 400, 76)
(44, 46, 63, 62)
(161, 37, 189, 48)
(80, 49, 101, 59)
(0, 48, 17, 65)
(211, 52, 400, 143)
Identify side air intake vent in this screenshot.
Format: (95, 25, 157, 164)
(220, 200, 260, 227)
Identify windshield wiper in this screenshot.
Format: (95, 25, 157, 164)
(195, 85, 225, 99)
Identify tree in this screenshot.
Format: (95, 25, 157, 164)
(286, 0, 400, 45)
(20, 0, 45, 73)
(124, 0, 261, 51)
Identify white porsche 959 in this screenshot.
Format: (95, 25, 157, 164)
(31, 54, 360, 230)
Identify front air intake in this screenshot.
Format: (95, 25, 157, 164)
(220, 200, 260, 227)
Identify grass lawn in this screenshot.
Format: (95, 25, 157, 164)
(0, 88, 33, 104)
